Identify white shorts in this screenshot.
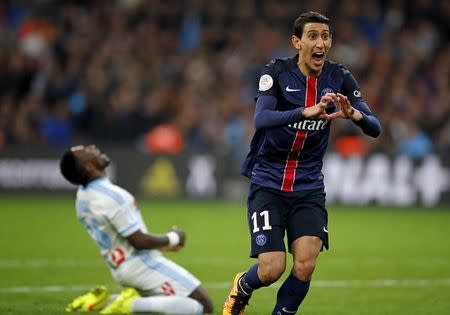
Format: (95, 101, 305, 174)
(110, 251, 201, 297)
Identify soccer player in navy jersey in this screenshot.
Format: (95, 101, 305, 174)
(223, 11, 381, 315)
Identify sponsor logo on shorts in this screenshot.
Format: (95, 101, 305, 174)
(255, 234, 267, 246)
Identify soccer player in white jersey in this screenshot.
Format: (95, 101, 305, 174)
(60, 144, 213, 314)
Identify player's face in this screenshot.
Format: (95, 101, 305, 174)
(72, 144, 110, 171)
(293, 22, 332, 76)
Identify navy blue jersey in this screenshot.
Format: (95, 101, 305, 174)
(241, 54, 380, 191)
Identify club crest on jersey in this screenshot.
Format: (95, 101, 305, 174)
(289, 119, 328, 131)
(321, 87, 334, 96)
(255, 234, 267, 246)
(259, 74, 273, 91)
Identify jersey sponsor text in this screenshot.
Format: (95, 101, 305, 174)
(288, 119, 328, 131)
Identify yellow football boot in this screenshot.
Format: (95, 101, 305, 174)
(222, 272, 251, 315)
(100, 287, 140, 315)
(65, 285, 109, 312)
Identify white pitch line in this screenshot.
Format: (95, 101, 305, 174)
(0, 259, 104, 268)
(1, 279, 450, 294)
(207, 279, 450, 289)
(0, 257, 246, 268)
(1, 258, 449, 269)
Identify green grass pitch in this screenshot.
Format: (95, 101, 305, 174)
(1, 195, 449, 314)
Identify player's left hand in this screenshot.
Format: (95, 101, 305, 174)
(304, 92, 338, 120)
(328, 93, 363, 122)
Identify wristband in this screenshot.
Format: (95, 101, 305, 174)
(166, 231, 180, 246)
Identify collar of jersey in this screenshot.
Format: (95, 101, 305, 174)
(83, 176, 109, 189)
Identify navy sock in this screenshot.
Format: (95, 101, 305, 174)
(239, 264, 265, 295)
(271, 273, 310, 315)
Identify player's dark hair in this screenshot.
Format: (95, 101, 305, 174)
(60, 150, 89, 186)
(293, 11, 331, 38)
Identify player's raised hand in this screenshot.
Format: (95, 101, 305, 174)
(328, 93, 363, 121)
(303, 93, 337, 120)
(170, 226, 186, 246)
(161, 226, 186, 252)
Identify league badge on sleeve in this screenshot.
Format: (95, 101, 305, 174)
(259, 74, 273, 91)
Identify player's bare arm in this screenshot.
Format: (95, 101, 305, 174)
(126, 228, 185, 251)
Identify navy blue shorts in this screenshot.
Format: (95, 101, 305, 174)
(246, 183, 329, 258)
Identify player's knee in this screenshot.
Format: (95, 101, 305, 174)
(292, 258, 316, 281)
(259, 268, 284, 284)
(257, 252, 286, 284)
(258, 262, 285, 284)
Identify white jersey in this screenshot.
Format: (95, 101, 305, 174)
(75, 177, 200, 296)
(76, 177, 162, 269)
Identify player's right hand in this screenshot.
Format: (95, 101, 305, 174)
(161, 227, 186, 252)
(170, 226, 186, 247)
(303, 93, 337, 119)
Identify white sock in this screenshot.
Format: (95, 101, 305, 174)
(132, 296, 204, 314)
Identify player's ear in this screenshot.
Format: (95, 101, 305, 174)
(291, 35, 301, 50)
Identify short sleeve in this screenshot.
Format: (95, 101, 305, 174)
(107, 202, 140, 237)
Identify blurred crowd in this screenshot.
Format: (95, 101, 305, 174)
(0, 0, 448, 163)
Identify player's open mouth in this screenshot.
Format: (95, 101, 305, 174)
(312, 52, 325, 65)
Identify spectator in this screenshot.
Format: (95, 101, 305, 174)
(0, 0, 447, 164)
